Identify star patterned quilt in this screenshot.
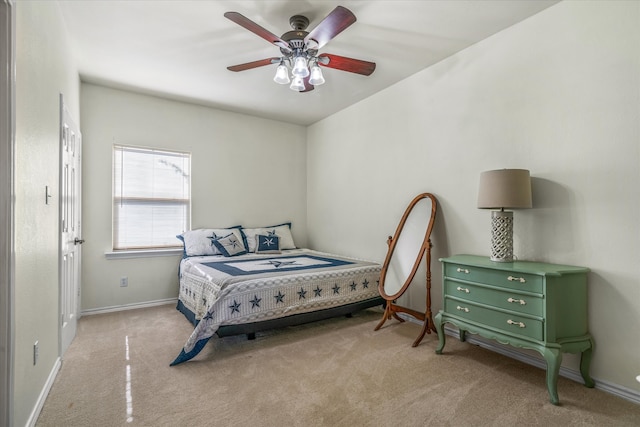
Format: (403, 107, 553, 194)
(171, 249, 382, 365)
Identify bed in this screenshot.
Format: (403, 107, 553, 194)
(170, 223, 383, 365)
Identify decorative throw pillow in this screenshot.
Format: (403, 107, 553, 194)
(212, 233, 248, 257)
(177, 229, 219, 257)
(177, 227, 243, 257)
(241, 223, 296, 252)
(255, 234, 281, 254)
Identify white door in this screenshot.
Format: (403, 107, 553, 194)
(60, 95, 82, 355)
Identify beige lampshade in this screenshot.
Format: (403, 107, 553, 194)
(477, 169, 532, 209)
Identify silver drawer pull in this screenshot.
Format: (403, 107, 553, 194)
(456, 268, 470, 274)
(507, 297, 526, 305)
(507, 276, 526, 283)
(456, 286, 470, 294)
(456, 305, 470, 313)
(507, 319, 526, 328)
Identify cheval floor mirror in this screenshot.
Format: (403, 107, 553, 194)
(375, 193, 438, 347)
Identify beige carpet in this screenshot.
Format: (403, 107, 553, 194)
(36, 304, 640, 426)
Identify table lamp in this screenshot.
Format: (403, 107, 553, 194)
(477, 169, 532, 262)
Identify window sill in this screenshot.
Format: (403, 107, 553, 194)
(105, 248, 183, 260)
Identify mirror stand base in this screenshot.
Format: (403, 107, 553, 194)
(374, 302, 436, 347)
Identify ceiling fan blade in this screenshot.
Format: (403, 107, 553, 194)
(227, 58, 279, 72)
(318, 54, 376, 76)
(301, 76, 315, 93)
(304, 6, 356, 50)
(224, 12, 291, 51)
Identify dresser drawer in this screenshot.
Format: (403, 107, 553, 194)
(444, 280, 543, 317)
(444, 297, 544, 341)
(444, 263, 543, 293)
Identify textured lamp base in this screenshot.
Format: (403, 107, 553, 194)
(490, 210, 513, 262)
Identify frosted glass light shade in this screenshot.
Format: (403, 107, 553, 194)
(292, 56, 309, 78)
(289, 76, 305, 91)
(308, 64, 325, 85)
(273, 64, 290, 84)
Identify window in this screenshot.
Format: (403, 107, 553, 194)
(113, 145, 190, 250)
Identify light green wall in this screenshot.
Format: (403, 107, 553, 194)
(80, 84, 307, 311)
(14, 1, 79, 425)
(307, 0, 640, 391)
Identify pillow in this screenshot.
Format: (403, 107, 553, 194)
(177, 227, 243, 257)
(212, 233, 248, 257)
(255, 234, 281, 254)
(241, 222, 296, 253)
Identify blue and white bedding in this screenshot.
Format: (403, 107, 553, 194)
(171, 249, 382, 365)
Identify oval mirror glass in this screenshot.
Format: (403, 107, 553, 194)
(379, 193, 436, 300)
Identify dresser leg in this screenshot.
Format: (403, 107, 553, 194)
(580, 338, 595, 388)
(543, 348, 562, 405)
(434, 312, 445, 354)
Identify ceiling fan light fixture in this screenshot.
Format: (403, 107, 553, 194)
(290, 75, 305, 91)
(292, 55, 309, 78)
(309, 63, 325, 86)
(273, 63, 290, 84)
(224, 7, 376, 93)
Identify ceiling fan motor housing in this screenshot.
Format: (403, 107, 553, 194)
(289, 15, 309, 31)
(280, 30, 317, 58)
(280, 15, 318, 57)
(281, 31, 308, 49)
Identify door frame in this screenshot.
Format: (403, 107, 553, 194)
(0, 0, 15, 426)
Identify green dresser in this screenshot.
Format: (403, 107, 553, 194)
(435, 254, 594, 405)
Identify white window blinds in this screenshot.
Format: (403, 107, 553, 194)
(113, 145, 191, 250)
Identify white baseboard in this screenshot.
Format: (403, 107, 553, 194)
(27, 357, 60, 427)
(399, 314, 640, 405)
(81, 298, 177, 317)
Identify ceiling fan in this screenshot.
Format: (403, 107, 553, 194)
(224, 6, 376, 92)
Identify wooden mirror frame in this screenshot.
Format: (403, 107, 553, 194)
(374, 193, 437, 347)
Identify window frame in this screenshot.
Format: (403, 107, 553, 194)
(111, 144, 191, 253)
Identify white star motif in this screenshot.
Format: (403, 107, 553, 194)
(263, 238, 275, 247)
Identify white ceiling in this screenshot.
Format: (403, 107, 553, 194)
(58, 0, 558, 126)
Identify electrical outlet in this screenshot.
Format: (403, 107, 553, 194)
(34, 341, 39, 365)
(120, 277, 128, 287)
